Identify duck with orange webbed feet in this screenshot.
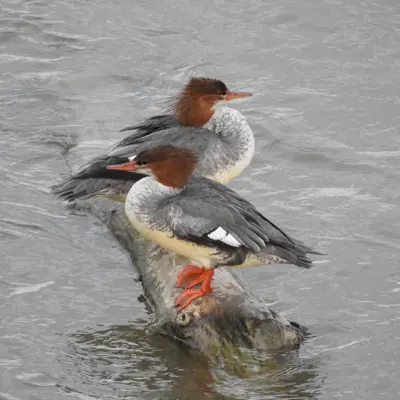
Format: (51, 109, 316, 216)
(106, 146, 325, 311)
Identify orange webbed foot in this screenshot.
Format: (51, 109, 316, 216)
(175, 287, 213, 311)
(175, 269, 215, 311)
(176, 265, 205, 289)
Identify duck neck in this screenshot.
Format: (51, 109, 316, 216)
(175, 96, 214, 127)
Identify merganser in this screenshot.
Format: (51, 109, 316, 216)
(106, 145, 325, 311)
(53, 77, 253, 201)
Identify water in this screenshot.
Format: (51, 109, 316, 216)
(1, 0, 399, 398)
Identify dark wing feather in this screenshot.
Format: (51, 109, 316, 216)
(161, 188, 270, 254)
(107, 126, 214, 159)
(162, 177, 325, 269)
(53, 124, 215, 202)
(117, 115, 178, 145)
(191, 178, 326, 256)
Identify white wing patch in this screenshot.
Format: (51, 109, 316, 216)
(207, 227, 241, 247)
(128, 155, 136, 161)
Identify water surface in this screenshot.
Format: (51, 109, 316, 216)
(1, 0, 400, 398)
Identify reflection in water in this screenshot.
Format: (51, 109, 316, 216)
(58, 320, 321, 399)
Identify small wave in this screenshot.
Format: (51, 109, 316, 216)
(0, 217, 44, 232)
(294, 186, 376, 202)
(9, 281, 55, 296)
(15, 372, 57, 388)
(15, 70, 70, 81)
(0, 54, 64, 64)
(42, 30, 87, 43)
(358, 150, 400, 158)
(0, 392, 23, 400)
(284, 86, 337, 97)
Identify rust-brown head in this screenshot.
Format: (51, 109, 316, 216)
(106, 146, 198, 189)
(171, 77, 252, 127)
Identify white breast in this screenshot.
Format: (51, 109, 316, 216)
(204, 107, 255, 183)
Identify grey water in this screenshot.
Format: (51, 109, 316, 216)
(1, 0, 399, 398)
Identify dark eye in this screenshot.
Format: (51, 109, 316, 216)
(136, 159, 147, 166)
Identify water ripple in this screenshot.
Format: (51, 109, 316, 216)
(0, 392, 23, 400)
(0, 54, 64, 64)
(1, 0, 400, 398)
(8, 281, 55, 297)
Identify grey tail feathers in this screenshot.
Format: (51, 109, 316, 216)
(261, 245, 319, 269)
(52, 152, 148, 202)
(53, 178, 123, 202)
(293, 241, 327, 257)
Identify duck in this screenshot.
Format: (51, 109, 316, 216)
(53, 77, 254, 202)
(106, 145, 325, 311)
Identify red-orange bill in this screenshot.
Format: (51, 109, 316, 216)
(106, 161, 136, 172)
(225, 90, 252, 101)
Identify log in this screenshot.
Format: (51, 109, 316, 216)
(71, 196, 308, 358)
